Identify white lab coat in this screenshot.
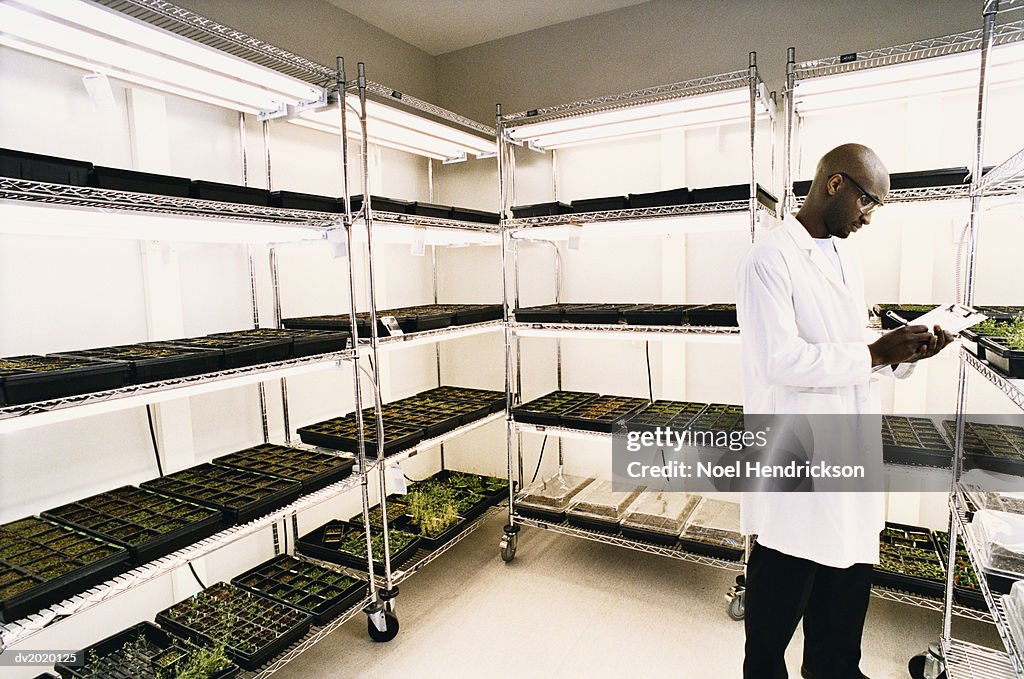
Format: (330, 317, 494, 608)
(736, 214, 911, 568)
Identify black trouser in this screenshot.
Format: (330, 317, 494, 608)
(743, 542, 873, 679)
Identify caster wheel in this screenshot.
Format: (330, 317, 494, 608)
(728, 592, 745, 621)
(908, 653, 945, 679)
(367, 610, 399, 642)
(500, 534, 517, 562)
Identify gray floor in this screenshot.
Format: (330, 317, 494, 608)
(276, 512, 1001, 679)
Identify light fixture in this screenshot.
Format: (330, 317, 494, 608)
(292, 94, 496, 162)
(507, 88, 751, 150)
(795, 40, 1024, 113)
(0, 0, 324, 115)
(510, 212, 756, 240)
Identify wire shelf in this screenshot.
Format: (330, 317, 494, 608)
(951, 499, 1024, 676)
(0, 474, 367, 648)
(368, 411, 507, 467)
(0, 350, 354, 429)
(981, 146, 1024, 195)
(502, 69, 753, 127)
(963, 348, 1024, 411)
(362, 321, 503, 350)
(358, 81, 496, 138)
(944, 638, 1019, 679)
(505, 200, 773, 230)
(792, 184, 972, 209)
(360, 211, 499, 235)
(870, 587, 993, 622)
(794, 20, 1024, 81)
(510, 322, 741, 339)
(987, 0, 1024, 16)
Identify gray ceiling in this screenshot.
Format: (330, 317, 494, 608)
(324, 0, 652, 56)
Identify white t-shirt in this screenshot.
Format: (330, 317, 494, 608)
(812, 236, 846, 285)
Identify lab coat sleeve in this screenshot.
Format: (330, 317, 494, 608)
(865, 328, 916, 380)
(737, 247, 872, 388)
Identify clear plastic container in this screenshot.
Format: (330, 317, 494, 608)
(968, 509, 1024, 577)
(621, 491, 702, 537)
(964, 485, 1024, 515)
(566, 480, 644, 526)
(681, 498, 742, 550)
(515, 474, 594, 518)
(1003, 580, 1024, 653)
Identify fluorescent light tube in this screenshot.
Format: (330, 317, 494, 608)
(1, 0, 323, 113)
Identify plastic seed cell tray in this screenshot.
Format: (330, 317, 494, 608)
(678, 498, 743, 561)
(296, 416, 424, 458)
(232, 554, 368, 626)
(54, 620, 240, 679)
(979, 336, 1024, 379)
(0, 516, 128, 623)
(158, 333, 292, 369)
(621, 304, 700, 326)
(627, 186, 690, 209)
(620, 492, 702, 545)
(512, 390, 601, 427)
(942, 420, 1024, 476)
(440, 469, 509, 505)
(515, 474, 595, 523)
(889, 167, 969, 190)
(155, 582, 312, 671)
(418, 385, 506, 413)
(685, 304, 738, 327)
(411, 201, 453, 219)
(269, 190, 340, 213)
(511, 201, 573, 218)
(348, 496, 411, 531)
(968, 510, 1024, 593)
(562, 304, 622, 325)
(399, 483, 470, 550)
(89, 166, 191, 197)
(370, 402, 463, 439)
(451, 303, 504, 324)
(349, 194, 414, 215)
(872, 522, 945, 598)
(688, 403, 745, 438)
(42, 485, 222, 565)
(875, 304, 936, 329)
(975, 306, 1024, 320)
(208, 328, 349, 358)
(561, 395, 649, 433)
(296, 521, 420, 573)
(881, 416, 952, 468)
(0, 147, 92, 186)
(570, 196, 629, 213)
(566, 480, 645, 533)
(56, 343, 222, 384)
(140, 464, 303, 526)
(515, 303, 568, 323)
(212, 443, 354, 493)
(188, 180, 269, 206)
(451, 207, 500, 224)
(626, 400, 709, 432)
(0, 354, 130, 405)
(934, 530, 987, 610)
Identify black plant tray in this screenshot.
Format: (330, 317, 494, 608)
(0, 355, 130, 405)
(628, 187, 689, 208)
(411, 201, 453, 219)
(889, 167, 969, 190)
(269, 190, 340, 213)
(393, 311, 453, 333)
(980, 337, 1024, 379)
(54, 621, 240, 679)
(42, 486, 222, 565)
(511, 201, 573, 218)
(349, 194, 414, 215)
(873, 522, 945, 598)
(565, 513, 621, 534)
(451, 207, 499, 224)
(512, 390, 600, 426)
(563, 305, 621, 324)
(882, 443, 952, 468)
(140, 465, 303, 526)
(89, 166, 191, 197)
(0, 517, 129, 623)
(677, 535, 744, 562)
(571, 196, 628, 213)
(876, 304, 934, 329)
(620, 525, 680, 546)
(515, 304, 565, 323)
(0, 148, 91, 186)
(158, 334, 292, 369)
(208, 328, 349, 358)
(373, 404, 463, 439)
(961, 327, 991, 360)
(561, 396, 649, 433)
(514, 504, 569, 523)
(690, 184, 749, 204)
(231, 554, 367, 626)
(412, 469, 506, 511)
(976, 306, 1024, 320)
(212, 443, 354, 493)
(296, 521, 420, 572)
(406, 516, 469, 551)
(296, 418, 424, 458)
(622, 304, 693, 326)
(686, 304, 737, 327)
(934, 534, 988, 610)
(447, 304, 486, 325)
(965, 452, 1024, 477)
(189, 180, 269, 206)
(626, 400, 708, 432)
(156, 583, 312, 672)
(792, 179, 812, 197)
(56, 343, 222, 384)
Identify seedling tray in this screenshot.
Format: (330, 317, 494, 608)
(571, 196, 629, 213)
(405, 515, 468, 550)
(621, 492, 702, 546)
(685, 304, 738, 327)
(349, 194, 414, 215)
(876, 304, 935, 329)
(980, 337, 1024, 379)
(0, 148, 91, 186)
(512, 390, 600, 426)
(411, 201, 453, 219)
(416, 385, 506, 413)
(515, 304, 566, 323)
(369, 402, 463, 439)
(626, 400, 708, 432)
(515, 474, 594, 523)
(89, 166, 191, 197)
(140, 464, 303, 525)
(269, 190, 340, 213)
(934, 531, 988, 610)
(881, 416, 952, 468)
(348, 497, 411, 531)
(296, 521, 420, 572)
(451, 207, 500, 224)
(976, 306, 1024, 321)
(212, 443, 354, 493)
(232, 554, 367, 626)
(159, 334, 292, 369)
(436, 469, 509, 504)
(792, 179, 812, 197)
(0, 355, 130, 405)
(56, 343, 222, 384)
(188, 180, 269, 206)
(42, 485, 222, 565)
(622, 304, 699, 326)
(943, 420, 1024, 476)
(679, 498, 743, 561)
(873, 522, 945, 598)
(296, 417, 424, 457)
(561, 395, 649, 432)
(563, 304, 621, 325)
(511, 201, 573, 218)
(0, 516, 128, 623)
(628, 186, 689, 208)
(208, 328, 349, 358)
(54, 620, 239, 679)
(156, 582, 312, 671)
(889, 167, 968, 190)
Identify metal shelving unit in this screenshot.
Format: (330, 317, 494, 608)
(374, 411, 506, 468)
(943, 639, 1019, 679)
(963, 349, 1024, 410)
(510, 322, 740, 341)
(365, 320, 503, 351)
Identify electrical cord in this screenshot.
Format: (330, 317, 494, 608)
(188, 563, 207, 591)
(531, 435, 548, 484)
(645, 340, 654, 403)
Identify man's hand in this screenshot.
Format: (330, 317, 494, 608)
(869, 324, 952, 366)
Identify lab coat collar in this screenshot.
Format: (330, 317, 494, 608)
(781, 214, 850, 293)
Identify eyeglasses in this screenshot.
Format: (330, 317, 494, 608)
(837, 172, 884, 214)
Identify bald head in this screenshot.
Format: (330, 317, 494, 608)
(812, 143, 889, 197)
(796, 143, 889, 239)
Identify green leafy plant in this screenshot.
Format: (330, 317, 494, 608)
(405, 482, 459, 538)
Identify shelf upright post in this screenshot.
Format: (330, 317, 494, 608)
(748, 51, 757, 243)
(782, 47, 796, 217)
(355, 63, 399, 612)
(335, 56, 382, 621)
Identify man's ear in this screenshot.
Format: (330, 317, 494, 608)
(826, 173, 842, 196)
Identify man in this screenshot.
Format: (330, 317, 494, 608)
(736, 143, 954, 679)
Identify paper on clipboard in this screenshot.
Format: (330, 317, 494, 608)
(885, 303, 987, 334)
